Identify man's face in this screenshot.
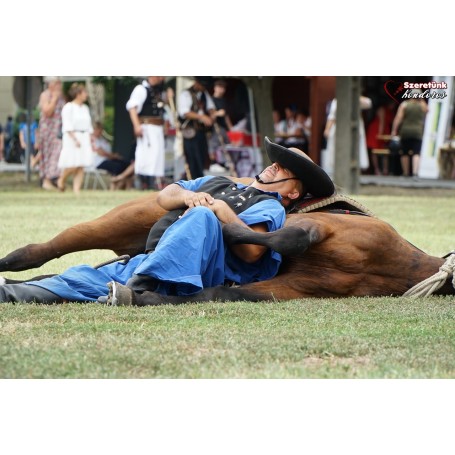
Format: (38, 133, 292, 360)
(148, 76, 163, 86)
(194, 81, 208, 92)
(214, 85, 225, 96)
(258, 162, 296, 184)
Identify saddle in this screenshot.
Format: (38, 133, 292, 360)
(292, 193, 375, 217)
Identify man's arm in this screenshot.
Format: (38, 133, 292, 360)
(157, 182, 215, 210)
(128, 107, 143, 138)
(157, 183, 268, 262)
(126, 85, 147, 137)
(39, 88, 61, 117)
(19, 129, 26, 149)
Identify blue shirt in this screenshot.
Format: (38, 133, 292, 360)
(177, 176, 287, 284)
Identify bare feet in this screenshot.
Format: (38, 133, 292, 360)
(42, 179, 57, 191)
(56, 178, 65, 192)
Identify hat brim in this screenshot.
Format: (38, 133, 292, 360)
(264, 137, 335, 198)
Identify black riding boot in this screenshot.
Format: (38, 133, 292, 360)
(0, 284, 65, 304)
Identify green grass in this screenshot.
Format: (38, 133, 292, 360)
(1, 298, 454, 378)
(0, 183, 454, 378)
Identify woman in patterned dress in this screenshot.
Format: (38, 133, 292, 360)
(38, 77, 65, 190)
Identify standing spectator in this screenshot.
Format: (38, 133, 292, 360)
(57, 83, 94, 194)
(38, 76, 65, 190)
(391, 89, 428, 177)
(208, 79, 233, 171)
(91, 121, 131, 190)
(4, 116, 14, 161)
(178, 76, 215, 179)
(126, 76, 168, 190)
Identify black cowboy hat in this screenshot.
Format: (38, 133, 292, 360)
(264, 136, 335, 197)
(193, 76, 214, 88)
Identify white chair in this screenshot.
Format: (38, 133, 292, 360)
(83, 166, 109, 190)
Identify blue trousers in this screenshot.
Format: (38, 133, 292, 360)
(26, 207, 226, 302)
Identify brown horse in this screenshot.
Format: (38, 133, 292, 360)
(1, 183, 454, 303)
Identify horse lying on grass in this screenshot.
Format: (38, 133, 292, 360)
(1, 187, 454, 304)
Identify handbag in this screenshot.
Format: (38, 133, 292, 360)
(388, 136, 401, 155)
(180, 119, 196, 139)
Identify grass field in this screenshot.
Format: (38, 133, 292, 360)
(0, 179, 454, 378)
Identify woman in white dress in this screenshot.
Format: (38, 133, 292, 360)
(57, 83, 94, 193)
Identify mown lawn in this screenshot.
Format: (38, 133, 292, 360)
(0, 184, 454, 378)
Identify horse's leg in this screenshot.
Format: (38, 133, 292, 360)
(0, 194, 165, 272)
(222, 223, 313, 257)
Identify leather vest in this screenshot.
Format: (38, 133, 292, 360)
(145, 176, 278, 252)
(138, 83, 165, 118)
(178, 87, 208, 127)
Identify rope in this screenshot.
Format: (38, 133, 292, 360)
(403, 254, 455, 298)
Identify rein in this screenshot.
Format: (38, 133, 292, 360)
(403, 254, 455, 298)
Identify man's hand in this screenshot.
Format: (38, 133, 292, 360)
(183, 191, 214, 208)
(205, 200, 243, 226)
(199, 114, 213, 127)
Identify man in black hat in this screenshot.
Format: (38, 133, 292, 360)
(177, 77, 216, 179)
(0, 138, 334, 304)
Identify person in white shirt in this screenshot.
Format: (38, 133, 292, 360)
(57, 83, 94, 194)
(126, 77, 169, 190)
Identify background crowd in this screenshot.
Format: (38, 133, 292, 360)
(0, 77, 442, 193)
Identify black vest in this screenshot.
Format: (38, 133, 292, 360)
(145, 176, 278, 253)
(178, 87, 208, 126)
(138, 83, 165, 118)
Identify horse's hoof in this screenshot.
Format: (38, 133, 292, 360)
(106, 281, 133, 306)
